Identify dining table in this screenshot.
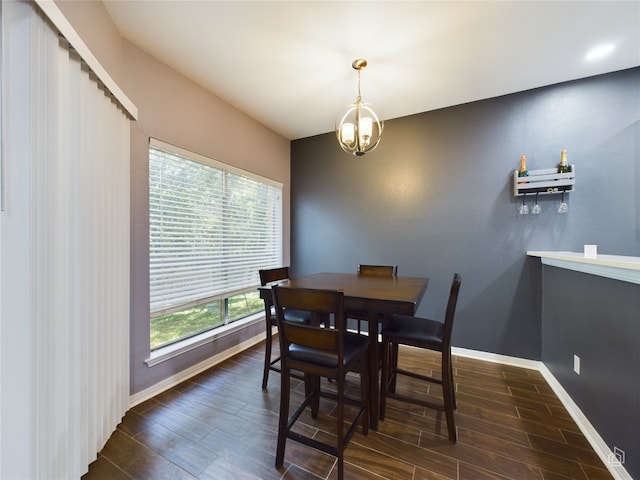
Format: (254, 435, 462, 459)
(260, 271, 429, 430)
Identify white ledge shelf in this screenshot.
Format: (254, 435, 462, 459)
(527, 251, 640, 284)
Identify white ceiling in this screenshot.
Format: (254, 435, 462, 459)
(103, 1, 640, 141)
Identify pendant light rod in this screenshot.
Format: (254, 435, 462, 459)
(353, 59, 365, 101)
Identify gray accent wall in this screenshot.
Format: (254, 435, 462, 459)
(541, 266, 639, 478)
(291, 67, 640, 360)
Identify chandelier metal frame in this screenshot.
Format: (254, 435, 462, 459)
(336, 59, 384, 156)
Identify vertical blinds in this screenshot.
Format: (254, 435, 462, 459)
(1, 1, 131, 477)
(149, 142, 283, 316)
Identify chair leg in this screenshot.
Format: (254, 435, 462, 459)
(379, 339, 390, 420)
(275, 364, 290, 468)
(361, 353, 370, 435)
(390, 343, 399, 393)
(441, 352, 456, 443)
(336, 372, 346, 480)
(449, 354, 456, 409)
(308, 374, 321, 418)
(262, 324, 273, 390)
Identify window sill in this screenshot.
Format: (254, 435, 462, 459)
(145, 312, 263, 367)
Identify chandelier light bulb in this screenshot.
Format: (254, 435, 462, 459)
(341, 122, 355, 145)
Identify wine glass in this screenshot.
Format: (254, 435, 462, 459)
(558, 192, 568, 214)
(518, 195, 529, 215)
(532, 193, 541, 215)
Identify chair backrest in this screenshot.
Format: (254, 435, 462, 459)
(357, 264, 398, 277)
(259, 267, 292, 325)
(272, 286, 346, 362)
(259, 266, 290, 286)
(442, 273, 462, 348)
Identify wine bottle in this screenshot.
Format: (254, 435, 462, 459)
(558, 149, 571, 173)
(517, 155, 528, 184)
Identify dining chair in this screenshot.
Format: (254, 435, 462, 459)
(379, 273, 462, 443)
(272, 286, 370, 480)
(259, 267, 312, 390)
(351, 264, 398, 334)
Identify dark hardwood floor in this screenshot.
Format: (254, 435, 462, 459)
(83, 340, 613, 480)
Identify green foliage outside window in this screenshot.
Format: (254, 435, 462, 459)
(151, 291, 263, 350)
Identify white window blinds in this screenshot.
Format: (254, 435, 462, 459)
(149, 140, 283, 316)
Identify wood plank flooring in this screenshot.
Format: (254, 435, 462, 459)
(83, 341, 613, 480)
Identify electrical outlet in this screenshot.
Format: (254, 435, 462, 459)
(574, 355, 580, 375)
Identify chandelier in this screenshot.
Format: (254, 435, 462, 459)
(336, 59, 384, 156)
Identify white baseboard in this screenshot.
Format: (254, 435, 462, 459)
(452, 347, 632, 480)
(452, 346, 544, 370)
(128, 331, 266, 408)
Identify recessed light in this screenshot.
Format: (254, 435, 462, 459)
(585, 43, 616, 62)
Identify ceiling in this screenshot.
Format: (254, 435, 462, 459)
(103, 1, 640, 141)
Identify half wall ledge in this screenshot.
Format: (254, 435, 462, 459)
(527, 250, 640, 284)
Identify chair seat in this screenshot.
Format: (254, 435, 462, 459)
(383, 315, 444, 350)
(285, 309, 312, 323)
(270, 307, 312, 325)
(290, 332, 369, 367)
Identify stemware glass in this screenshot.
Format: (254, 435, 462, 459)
(558, 192, 568, 214)
(518, 194, 529, 215)
(532, 193, 541, 215)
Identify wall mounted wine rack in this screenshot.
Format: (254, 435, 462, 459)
(513, 166, 576, 197)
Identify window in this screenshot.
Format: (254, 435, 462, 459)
(149, 139, 282, 350)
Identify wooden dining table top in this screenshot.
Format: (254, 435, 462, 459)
(269, 272, 429, 316)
